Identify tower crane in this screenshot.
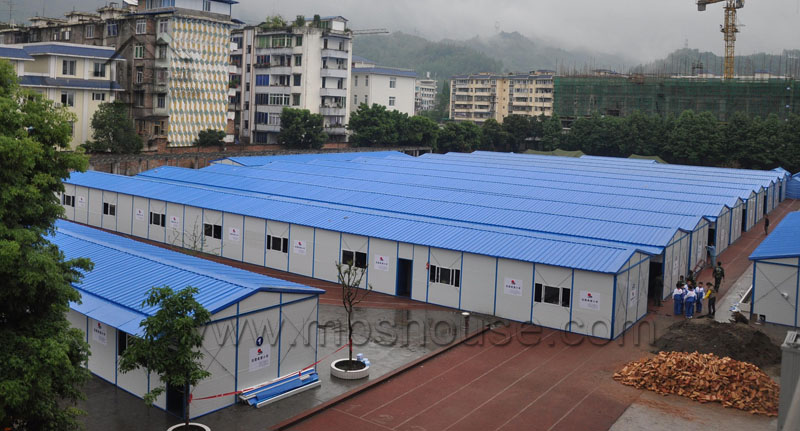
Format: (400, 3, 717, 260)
(697, 0, 745, 79)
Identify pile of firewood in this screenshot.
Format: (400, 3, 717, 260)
(613, 351, 779, 416)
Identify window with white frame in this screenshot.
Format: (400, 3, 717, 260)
(93, 62, 105, 77)
(429, 265, 460, 287)
(107, 21, 118, 36)
(136, 19, 147, 35)
(103, 202, 116, 216)
(62, 194, 75, 207)
(149, 211, 165, 227)
(62, 60, 76, 76)
(364, 95, 368, 105)
(136, 67, 143, 84)
(266, 235, 288, 253)
(388, 97, 396, 106)
(85, 24, 94, 38)
(203, 0, 211, 11)
(92, 92, 106, 101)
(341, 250, 367, 269)
(60, 91, 74, 107)
(354, 75, 358, 87)
(134, 44, 145, 59)
(158, 19, 168, 34)
(157, 93, 166, 108)
(157, 44, 167, 59)
(203, 223, 221, 239)
(534, 283, 571, 308)
(390, 77, 396, 88)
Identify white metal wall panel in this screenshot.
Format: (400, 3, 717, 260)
(74, 185, 89, 224)
(88, 188, 102, 227)
(495, 258, 534, 323)
(194, 318, 237, 417)
(289, 225, 315, 278)
(237, 307, 281, 387)
(637, 254, 650, 323)
(313, 229, 340, 283)
(165, 202, 184, 247)
(87, 319, 115, 383)
(460, 253, 497, 315)
(243, 217, 266, 266)
(238, 291, 282, 315)
(756, 190, 765, 221)
(341, 233, 368, 289)
(411, 245, 429, 303)
(613, 263, 629, 339)
(266, 220, 290, 271)
(67, 309, 85, 340)
(62, 183, 76, 221)
(101, 191, 118, 231)
(692, 222, 709, 271)
(222, 213, 244, 262)
(116, 360, 148, 399)
(367, 238, 396, 295)
(716, 208, 730, 253)
(398, 242, 414, 260)
(570, 270, 614, 339)
(532, 264, 572, 332)
(753, 258, 799, 327)
(183, 206, 204, 252)
(131, 196, 149, 239)
(117, 193, 133, 235)
(202, 209, 223, 256)
(148, 372, 167, 411)
(147, 199, 167, 243)
(427, 248, 461, 309)
(279, 298, 318, 378)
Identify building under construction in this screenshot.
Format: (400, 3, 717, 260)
(554, 76, 798, 122)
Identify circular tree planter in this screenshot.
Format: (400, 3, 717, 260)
(166, 423, 211, 431)
(330, 358, 370, 380)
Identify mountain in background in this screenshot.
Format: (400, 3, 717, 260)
(632, 48, 800, 77)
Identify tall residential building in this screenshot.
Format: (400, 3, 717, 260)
(415, 77, 437, 114)
(449, 72, 554, 124)
(229, 16, 352, 145)
(0, 43, 123, 149)
(349, 56, 417, 116)
(2, 0, 236, 149)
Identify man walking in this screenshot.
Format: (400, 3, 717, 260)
(713, 261, 725, 292)
(764, 215, 770, 236)
(705, 282, 716, 317)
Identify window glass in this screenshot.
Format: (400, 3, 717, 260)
(544, 285, 560, 305)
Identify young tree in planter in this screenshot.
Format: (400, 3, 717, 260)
(82, 100, 143, 154)
(335, 262, 372, 367)
(119, 286, 211, 430)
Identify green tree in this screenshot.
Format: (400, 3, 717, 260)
(419, 80, 451, 123)
(480, 118, 508, 151)
(261, 15, 287, 29)
(437, 121, 481, 153)
(667, 110, 721, 165)
(82, 100, 142, 154)
(401, 115, 439, 148)
(502, 115, 533, 152)
(194, 129, 226, 147)
(347, 104, 400, 147)
(0, 60, 93, 430)
(540, 114, 563, 151)
(119, 286, 211, 429)
(294, 15, 306, 27)
(278, 108, 327, 149)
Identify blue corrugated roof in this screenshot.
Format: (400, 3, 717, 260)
(53, 220, 322, 335)
(216, 151, 410, 167)
(0, 46, 33, 60)
(140, 165, 681, 249)
(19, 75, 123, 91)
(65, 171, 641, 274)
(23, 43, 123, 60)
(352, 67, 418, 78)
(750, 212, 800, 260)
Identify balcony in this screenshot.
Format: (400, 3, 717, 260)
(321, 48, 349, 59)
(269, 65, 291, 75)
(320, 105, 346, 116)
(324, 126, 347, 135)
(255, 123, 281, 132)
(320, 68, 348, 79)
(320, 88, 346, 97)
(266, 85, 292, 94)
(255, 47, 293, 55)
(253, 62, 270, 69)
(228, 64, 240, 73)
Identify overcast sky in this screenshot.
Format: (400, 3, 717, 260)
(14, 0, 800, 61)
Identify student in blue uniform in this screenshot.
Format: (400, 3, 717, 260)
(684, 286, 697, 319)
(695, 282, 705, 315)
(673, 282, 685, 316)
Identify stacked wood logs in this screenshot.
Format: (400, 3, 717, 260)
(613, 351, 779, 416)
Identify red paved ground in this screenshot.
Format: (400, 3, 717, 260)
(277, 199, 800, 431)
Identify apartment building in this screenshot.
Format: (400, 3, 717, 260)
(415, 77, 437, 114)
(229, 16, 352, 144)
(2, 1, 236, 149)
(449, 72, 554, 124)
(349, 56, 417, 116)
(0, 43, 123, 149)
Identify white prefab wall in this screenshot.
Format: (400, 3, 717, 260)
(118, 194, 133, 235)
(101, 191, 119, 231)
(662, 230, 690, 299)
(203, 209, 223, 256)
(532, 264, 572, 332)
(222, 213, 244, 262)
(612, 252, 650, 339)
(148, 200, 167, 243)
(715, 208, 731, 254)
(340, 233, 368, 289)
(690, 221, 710, 272)
(367, 237, 397, 296)
(266, 220, 289, 271)
(460, 253, 496, 315)
(243, 217, 267, 266)
(427, 247, 462, 309)
(571, 270, 614, 339)
(289, 225, 315, 278)
(495, 258, 534, 323)
(75, 186, 89, 224)
(313, 229, 340, 283)
(88, 188, 102, 227)
(752, 258, 799, 327)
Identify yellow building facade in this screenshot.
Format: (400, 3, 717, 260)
(449, 72, 554, 124)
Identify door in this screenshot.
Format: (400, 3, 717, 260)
(396, 259, 413, 297)
(166, 383, 184, 418)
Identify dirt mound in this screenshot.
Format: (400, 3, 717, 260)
(614, 351, 779, 416)
(652, 319, 780, 368)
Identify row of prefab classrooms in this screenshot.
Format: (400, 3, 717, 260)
(59, 153, 790, 339)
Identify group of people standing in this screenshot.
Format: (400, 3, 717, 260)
(671, 262, 725, 319)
